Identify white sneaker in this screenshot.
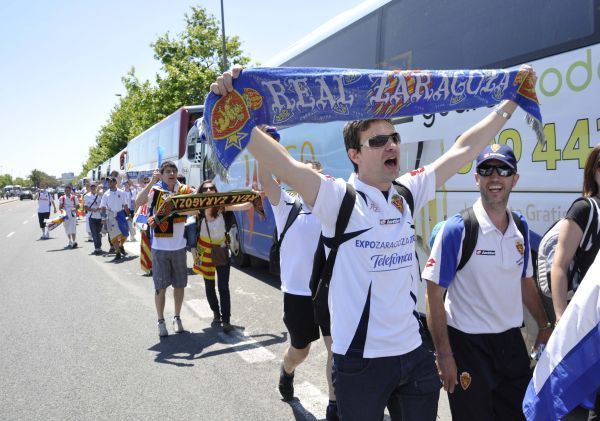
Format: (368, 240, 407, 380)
(158, 320, 168, 337)
(173, 317, 184, 333)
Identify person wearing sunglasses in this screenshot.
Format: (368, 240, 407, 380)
(422, 143, 551, 420)
(193, 179, 253, 334)
(211, 65, 535, 421)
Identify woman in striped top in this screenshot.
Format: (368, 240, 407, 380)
(194, 179, 253, 333)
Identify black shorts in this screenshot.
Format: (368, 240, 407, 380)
(38, 212, 50, 228)
(283, 293, 324, 349)
(447, 326, 531, 421)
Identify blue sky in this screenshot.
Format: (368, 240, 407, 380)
(0, 0, 365, 179)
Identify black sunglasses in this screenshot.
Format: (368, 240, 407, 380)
(361, 132, 401, 149)
(476, 165, 515, 177)
(201, 185, 216, 192)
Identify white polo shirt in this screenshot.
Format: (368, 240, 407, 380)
(312, 166, 435, 358)
(271, 189, 322, 296)
(37, 190, 54, 213)
(421, 198, 533, 334)
(100, 189, 128, 214)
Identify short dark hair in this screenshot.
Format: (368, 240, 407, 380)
(342, 119, 392, 172)
(160, 161, 178, 174)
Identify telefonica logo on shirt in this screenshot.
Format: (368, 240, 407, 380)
(476, 250, 496, 256)
(380, 218, 402, 225)
(370, 252, 413, 270)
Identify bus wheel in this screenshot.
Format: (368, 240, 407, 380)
(229, 221, 250, 267)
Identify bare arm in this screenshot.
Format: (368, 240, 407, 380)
(247, 127, 321, 206)
(135, 170, 160, 211)
(432, 99, 517, 188)
(212, 69, 321, 207)
(522, 276, 552, 345)
(257, 161, 282, 206)
(551, 219, 583, 322)
(425, 280, 457, 393)
(225, 202, 253, 212)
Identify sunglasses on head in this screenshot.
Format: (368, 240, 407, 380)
(361, 132, 401, 149)
(476, 165, 515, 177)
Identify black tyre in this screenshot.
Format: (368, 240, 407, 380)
(229, 220, 250, 267)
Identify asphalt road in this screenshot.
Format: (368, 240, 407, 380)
(0, 199, 451, 420)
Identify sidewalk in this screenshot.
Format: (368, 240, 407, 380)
(0, 198, 18, 205)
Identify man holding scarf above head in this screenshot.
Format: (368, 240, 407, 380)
(141, 161, 193, 337)
(210, 65, 537, 421)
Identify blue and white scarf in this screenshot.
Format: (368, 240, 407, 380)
(202, 66, 543, 175)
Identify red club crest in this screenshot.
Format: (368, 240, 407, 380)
(211, 90, 251, 140)
(460, 372, 472, 390)
(513, 68, 539, 104)
(391, 194, 404, 213)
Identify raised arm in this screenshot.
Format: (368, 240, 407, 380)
(135, 170, 160, 211)
(257, 161, 281, 206)
(211, 69, 321, 207)
(432, 99, 517, 188)
(247, 128, 320, 207)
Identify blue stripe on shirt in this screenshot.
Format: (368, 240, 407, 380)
(439, 213, 465, 288)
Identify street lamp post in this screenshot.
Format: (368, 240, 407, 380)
(220, 0, 228, 71)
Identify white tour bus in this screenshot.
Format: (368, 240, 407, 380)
(89, 105, 205, 188)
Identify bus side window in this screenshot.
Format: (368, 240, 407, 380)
(186, 124, 201, 162)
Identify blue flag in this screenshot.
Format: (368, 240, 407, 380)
(523, 255, 600, 420)
(202, 66, 543, 173)
(157, 145, 164, 169)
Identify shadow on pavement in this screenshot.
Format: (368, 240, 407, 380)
(148, 326, 287, 367)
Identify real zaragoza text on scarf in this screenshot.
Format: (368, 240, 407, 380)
(201, 66, 542, 172)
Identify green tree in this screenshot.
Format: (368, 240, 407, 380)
(80, 6, 252, 177)
(0, 174, 13, 189)
(28, 169, 59, 188)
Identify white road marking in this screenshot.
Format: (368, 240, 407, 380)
(217, 329, 276, 363)
(7, 232, 14, 238)
(287, 381, 327, 419)
(185, 298, 275, 363)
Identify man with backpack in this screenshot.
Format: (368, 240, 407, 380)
(422, 144, 552, 420)
(211, 66, 533, 420)
(258, 132, 338, 418)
